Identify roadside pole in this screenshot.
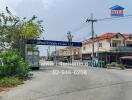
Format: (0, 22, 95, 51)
(47, 46, 50, 60)
(86, 14, 97, 67)
(67, 32, 74, 64)
(54, 46, 57, 66)
(47, 48, 48, 60)
(80, 47, 83, 61)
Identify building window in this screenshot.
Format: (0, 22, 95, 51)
(129, 37, 132, 40)
(99, 43, 102, 47)
(74, 50, 76, 54)
(110, 42, 112, 47)
(116, 35, 119, 38)
(83, 47, 86, 51)
(112, 43, 117, 47)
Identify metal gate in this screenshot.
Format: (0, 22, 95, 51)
(25, 39, 83, 68)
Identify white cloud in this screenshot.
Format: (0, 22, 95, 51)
(0, 0, 7, 12)
(5, 0, 22, 8)
(0, 0, 17, 15)
(42, 0, 56, 9)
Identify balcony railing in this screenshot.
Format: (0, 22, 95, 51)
(110, 46, 132, 52)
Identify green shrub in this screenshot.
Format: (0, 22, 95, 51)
(0, 77, 23, 88)
(105, 64, 112, 69)
(106, 62, 125, 70)
(0, 50, 30, 79)
(116, 64, 125, 70)
(111, 62, 117, 66)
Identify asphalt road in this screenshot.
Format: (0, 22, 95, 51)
(1, 66, 132, 100)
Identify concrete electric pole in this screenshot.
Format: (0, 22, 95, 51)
(86, 14, 97, 67)
(54, 46, 57, 66)
(67, 32, 74, 64)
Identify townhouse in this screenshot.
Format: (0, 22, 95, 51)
(82, 32, 132, 63)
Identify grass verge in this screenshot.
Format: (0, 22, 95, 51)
(0, 77, 24, 89)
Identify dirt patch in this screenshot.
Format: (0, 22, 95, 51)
(0, 87, 5, 92)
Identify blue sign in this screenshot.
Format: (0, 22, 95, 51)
(110, 5, 125, 17)
(25, 39, 82, 47)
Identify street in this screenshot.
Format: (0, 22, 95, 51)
(0, 66, 132, 100)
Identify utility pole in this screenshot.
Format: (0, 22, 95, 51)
(54, 46, 57, 66)
(67, 32, 74, 64)
(86, 14, 97, 67)
(46, 49, 49, 60)
(48, 46, 50, 58)
(47, 46, 50, 60)
(47, 48, 49, 60)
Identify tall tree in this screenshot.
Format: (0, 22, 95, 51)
(0, 7, 44, 57)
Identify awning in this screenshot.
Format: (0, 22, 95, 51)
(120, 56, 132, 59)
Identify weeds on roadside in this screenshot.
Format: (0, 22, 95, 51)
(0, 50, 31, 88)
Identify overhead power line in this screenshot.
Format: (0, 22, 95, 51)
(74, 32, 91, 42)
(104, 17, 132, 21)
(59, 23, 88, 41)
(98, 14, 132, 21)
(60, 14, 132, 42)
(70, 23, 87, 33)
(70, 15, 132, 36)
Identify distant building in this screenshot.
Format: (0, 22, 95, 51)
(51, 47, 81, 62)
(40, 56, 47, 60)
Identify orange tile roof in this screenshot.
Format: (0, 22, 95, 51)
(123, 34, 129, 39)
(83, 32, 126, 45)
(123, 34, 132, 39)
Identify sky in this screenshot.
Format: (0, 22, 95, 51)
(1, 0, 132, 56)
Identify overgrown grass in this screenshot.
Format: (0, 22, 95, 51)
(0, 50, 30, 79)
(0, 50, 32, 90)
(0, 77, 23, 88)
